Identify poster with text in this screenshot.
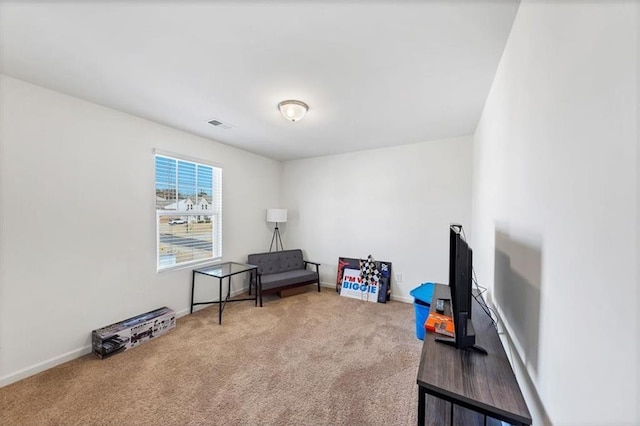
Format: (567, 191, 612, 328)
(336, 257, 392, 303)
(339, 268, 379, 303)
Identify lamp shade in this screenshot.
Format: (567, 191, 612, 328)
(266, 208, 287, 223)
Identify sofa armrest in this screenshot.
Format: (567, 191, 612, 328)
(303, 260, 320, 270)
(303, 261, 321, 293)
(303, 260, 320, 275)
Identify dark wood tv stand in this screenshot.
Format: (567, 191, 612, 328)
(416, 284, 532, 425)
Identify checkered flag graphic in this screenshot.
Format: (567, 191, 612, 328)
(360, 255, 381, 287)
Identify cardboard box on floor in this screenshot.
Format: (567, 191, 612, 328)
(278, 285, 312, 298)
(92, 307, 176, 359)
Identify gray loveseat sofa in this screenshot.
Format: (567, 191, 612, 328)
(247, 249, 320, 306)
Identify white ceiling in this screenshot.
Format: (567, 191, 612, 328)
(0, 1, 519, 161)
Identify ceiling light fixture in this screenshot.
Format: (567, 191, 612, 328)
(278, 100, 308, 122)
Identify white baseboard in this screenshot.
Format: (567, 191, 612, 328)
(188, 285, 252, 313)
(1, 284, 410, 388)
(0, 345, 92, 387)
(320, 281, 336, 289)
(0, 301, 220, 388)
(175, 307, 191, 318)
(390, 294, 413, 304)
(493, 303, 546, 425)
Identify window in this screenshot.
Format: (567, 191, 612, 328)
(155, 152, 222, 271)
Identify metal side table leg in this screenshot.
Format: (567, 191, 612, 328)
(190, 270, 196, 314)
(253, 271, 258, 307)
(218, 277, 223, 325)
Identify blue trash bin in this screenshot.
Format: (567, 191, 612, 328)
(410, 282, 435, 340)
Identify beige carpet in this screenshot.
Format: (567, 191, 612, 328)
(0, 290, 422, 425)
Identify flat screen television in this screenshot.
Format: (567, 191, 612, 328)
(435, 225, 487, 354)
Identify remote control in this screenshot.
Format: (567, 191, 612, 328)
(436, 299, 445, 313)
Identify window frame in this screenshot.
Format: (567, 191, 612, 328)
(154, 149, 222, 272)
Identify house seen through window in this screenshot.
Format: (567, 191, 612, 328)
(155, 153, 222, 270)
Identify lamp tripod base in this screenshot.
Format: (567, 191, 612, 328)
(269, 224, 284, 252)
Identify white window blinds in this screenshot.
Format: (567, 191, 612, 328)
(155, 153, 222, 270)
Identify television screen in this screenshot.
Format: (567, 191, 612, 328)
(435, 225, 487, 354)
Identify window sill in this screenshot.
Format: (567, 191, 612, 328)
(157, 257, 222, 274)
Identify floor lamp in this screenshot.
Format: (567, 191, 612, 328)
(267, 208, 287, 252)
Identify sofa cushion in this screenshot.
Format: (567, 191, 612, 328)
(260, 269, 319, 291)
(248, 252, 281, 275)
(248, 249, 304, 274)
(278, 250, 304, 272)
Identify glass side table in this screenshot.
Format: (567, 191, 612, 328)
(190, 262, 259, 324)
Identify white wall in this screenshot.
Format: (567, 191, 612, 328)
(0, 75, 282, 386)
(637, 3, 640, 419)
(472, 2, 639, 424)
(282, 136, 472, 301)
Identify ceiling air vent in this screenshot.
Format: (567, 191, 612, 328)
(208, 119, 232, 130)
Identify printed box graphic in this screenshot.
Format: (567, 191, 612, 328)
(92, 307, 176, 359)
